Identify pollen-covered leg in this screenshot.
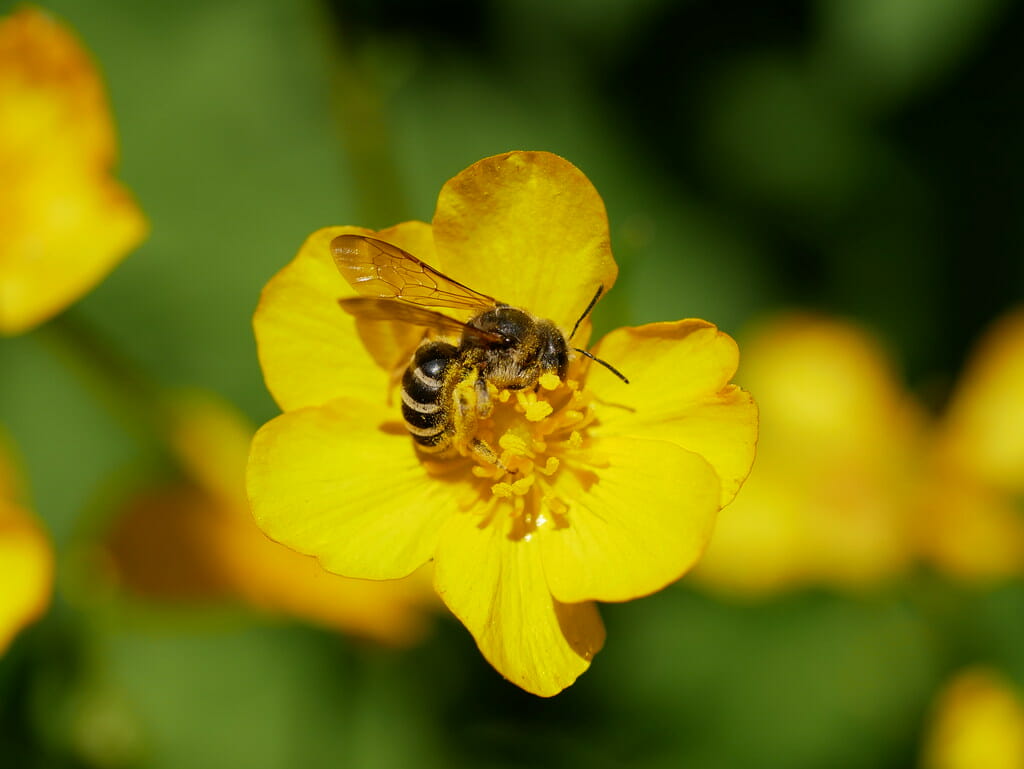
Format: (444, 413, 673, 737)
(450, 374, 509, 470)
(475, 375, 493, 418)
(469, 437, 508, 470)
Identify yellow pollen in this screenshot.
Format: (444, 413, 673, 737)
(539, 372, 561, 391)
(498, 390, 512, 403)
(498, 431, 532, 457)
(539, 456, 560, 476)
(564, 431, 583, 450)
(524, 401, 553, 422)
(562, 409, 585, 425)
(491, 482, 514, 498)
(510, 475, 535, 495)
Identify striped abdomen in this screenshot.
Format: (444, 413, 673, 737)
(401, 341, 458, 454)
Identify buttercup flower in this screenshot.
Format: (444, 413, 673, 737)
(0, 431, 53, 654)
(920, 668, 1024, 769)
(915, 309, 1024, 580)
(103, 391, 435, 646)
(0, 7, 145, 335)
(248, 151, 757, 695)
(694, 315, 922, 595)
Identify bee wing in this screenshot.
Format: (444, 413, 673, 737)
(332, 234, 499, 311)
(338, 297, 505, 344)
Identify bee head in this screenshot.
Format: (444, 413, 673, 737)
(536, 320, 569, 379)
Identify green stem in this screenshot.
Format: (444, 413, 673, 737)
(36, 310, 170, 448)
(326, 24, 411, 227)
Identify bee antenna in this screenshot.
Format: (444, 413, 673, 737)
(569, 285, 603, 342)
(572, 348, 629, 384)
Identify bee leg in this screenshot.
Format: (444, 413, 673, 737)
(452, 376, 479, 441)
(469, 438, 513, 474)
(475, 375, 493, 418)
(453, 373, 510, 472)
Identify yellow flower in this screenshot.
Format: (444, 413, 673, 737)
(0, 7, 145, 335)
(920, 668, 1024, 769)
(916, 309, 1024, 580)
(247, 151, 758, 695)
(101, 391, 436, 646)
(0, 431, 53, 654)
(694, 315, 922, 595)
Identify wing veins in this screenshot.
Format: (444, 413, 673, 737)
(337, 298, 505, 343)
(332, 234, 498, 311)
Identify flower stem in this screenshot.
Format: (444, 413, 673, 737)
(326, 24, 411, 227)
(36, 310, 170, 448)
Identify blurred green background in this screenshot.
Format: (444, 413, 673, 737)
(2, 0, 1023, 767)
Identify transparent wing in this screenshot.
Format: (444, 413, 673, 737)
(332, 234, 499, 311)
(338, 297, 505, 343)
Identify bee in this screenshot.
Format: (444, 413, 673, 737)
(332, 234, 627, 464)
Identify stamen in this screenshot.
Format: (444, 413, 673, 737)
(562, 431, 583, 450)
(538, 456, 560, 476)
(491, 482, 514, 498)
(499, 431, 532, 457)
(510, 475, 535, 495)
(440, 370, 603, 536)
(539, 372, 560, 391)
(524, 401, 553, 422)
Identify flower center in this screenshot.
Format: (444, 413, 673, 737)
(443, 371, 601, 540)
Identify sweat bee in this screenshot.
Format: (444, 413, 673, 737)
(331, 234, 627, 465)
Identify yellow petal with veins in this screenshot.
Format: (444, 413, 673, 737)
(588, 320, 757, 507)
(248, 397, 462, 579)
(541, 436, 721, 603)
(432, 151, 617, 332)
(434, 507, 606, 697)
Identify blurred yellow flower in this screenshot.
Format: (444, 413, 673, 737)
(694, 315, 922, 595)
(102, 391, 436, 647)
(921, 667, 1024, 769)
(0, 7, 145, 335)
(916, 309, 1024, 580)
(0, 432, 53, 654)
(247, 151, 758, 696)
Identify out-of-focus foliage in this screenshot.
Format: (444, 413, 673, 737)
(1, 0, 1022, 766)
(102, 389, 438, 646)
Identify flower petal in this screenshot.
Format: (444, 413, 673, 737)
(0, 8, 146, 335)
(434, 509, 605, 697)
(105, 484, 237, 599)
(921, 668, 1024, 769)
(0, 500, 53, 654)
(247, 396, 460, 579)
(107, 483, 436, 646)
(588, 320, 758, 507)
(432, 151, 617, 331)
(938, 308, 1024, 493)
(540, 436, 721, 604)
(253, 222, 433, 412)
(254, 225, 379, 410)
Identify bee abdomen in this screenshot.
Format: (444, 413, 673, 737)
(401, 341, 458, 449)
